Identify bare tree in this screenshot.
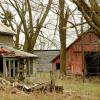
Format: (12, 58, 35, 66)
(0, 2, 22, 49)
(0, 0, 53, 52)
(73, 0, 100, 38)
(59, 0, 69, 75)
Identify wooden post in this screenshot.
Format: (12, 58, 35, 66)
(50, 63, 56, 91)
(33, 58, 36, 77)
(13, 60, 15, 77)
(24, 59, 27, 78)
(17, 60, 20, 78)
(8, 60, 11, 77)
(3, 58, 7, 78)
(28, 58, 30, 77)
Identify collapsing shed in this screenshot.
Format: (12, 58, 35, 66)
(0, 45, 38, 79)
(51, 30, 100, 76)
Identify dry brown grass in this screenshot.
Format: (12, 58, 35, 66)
(0, 72, 100, 100)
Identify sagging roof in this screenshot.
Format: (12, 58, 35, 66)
(0, 45, 38, 58)
(0, 22, 15, 35)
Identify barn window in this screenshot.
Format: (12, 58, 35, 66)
(56, 63, 60, 70)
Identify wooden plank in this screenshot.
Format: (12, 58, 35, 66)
(28, 58, 30, 77)
(33, 59, 36, 77)
(13, 60, 15, 77)
(17, 60, 20, 78)
(30, 58, 33, 75)
(8, 60, 11, 77)
(3, 58, 7, 78)
(24, 59, 27, 78)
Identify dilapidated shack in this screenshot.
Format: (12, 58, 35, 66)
(0, 45, 37, 79)
(0, 22, 38, 80)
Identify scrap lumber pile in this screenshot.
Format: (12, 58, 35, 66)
(0, 78, 63, 93)
(15, 81, 63, 93)
(0, 78, 10, 90)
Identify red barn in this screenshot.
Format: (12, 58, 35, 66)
(51, 30, 100, 76)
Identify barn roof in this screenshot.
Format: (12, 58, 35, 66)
(0, 22, 15, 35)
(0, 45, 38, 58)
(50, 29, 96, 62)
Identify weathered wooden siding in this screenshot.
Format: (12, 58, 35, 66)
(69, 32, 100, 75)
(52, 32, 100, 75)
(0, 34, 13, 46)
(33, 50, 59, 72)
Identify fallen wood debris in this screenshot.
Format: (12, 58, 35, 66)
(0, 78, 63, 94)
(0, 78, 11, 90)
(15, 81, 63, 93)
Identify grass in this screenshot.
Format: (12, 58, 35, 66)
(56, 77, 100, 99)
(0, 72, 100, 100)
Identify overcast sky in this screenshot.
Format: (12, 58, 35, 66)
(0, 0, 89, 50)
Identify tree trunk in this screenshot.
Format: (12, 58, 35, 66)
(59, 0, 69, 76)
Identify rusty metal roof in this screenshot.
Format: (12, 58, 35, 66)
(0, 22, 15, 35)
(0, 45, 38, 58)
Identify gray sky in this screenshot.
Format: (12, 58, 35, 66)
(0, 0, 89, 50)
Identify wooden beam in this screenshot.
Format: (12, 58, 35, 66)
(24, 59, 27, 78)
(28, 58, 30, 77)
(8, 60, 11, 78)
(13, 60, 15, 77)
(50, 63, 56, 91)
(30, 58, 33, 75)
(33, 58, 36, 77)
(3, 58, 7, 78)
(17, 60, 20, 78)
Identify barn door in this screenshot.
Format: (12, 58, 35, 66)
(84, 52, 100, 76)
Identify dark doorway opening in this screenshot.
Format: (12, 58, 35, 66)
(56, 63, 60, 70)
(84, 52, 100, 76)
(11, 60, 14, 77)
(15, 60, 18, 76)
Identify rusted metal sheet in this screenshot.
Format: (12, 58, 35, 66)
(0, 47, 10, 53)
(0, 45, 38, 58)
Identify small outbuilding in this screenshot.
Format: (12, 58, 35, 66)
(33, 50, 59, 72)
(0, 22, 38, 80)
(0, 45, 37, 79)
(51, 29, 100, 76)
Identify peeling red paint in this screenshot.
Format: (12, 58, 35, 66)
(51, 32, 100, 75)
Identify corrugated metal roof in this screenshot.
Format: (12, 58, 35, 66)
(0, 47, 10, 53)
(0, 22, 15, 35)
(0, 45, 38, 58)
